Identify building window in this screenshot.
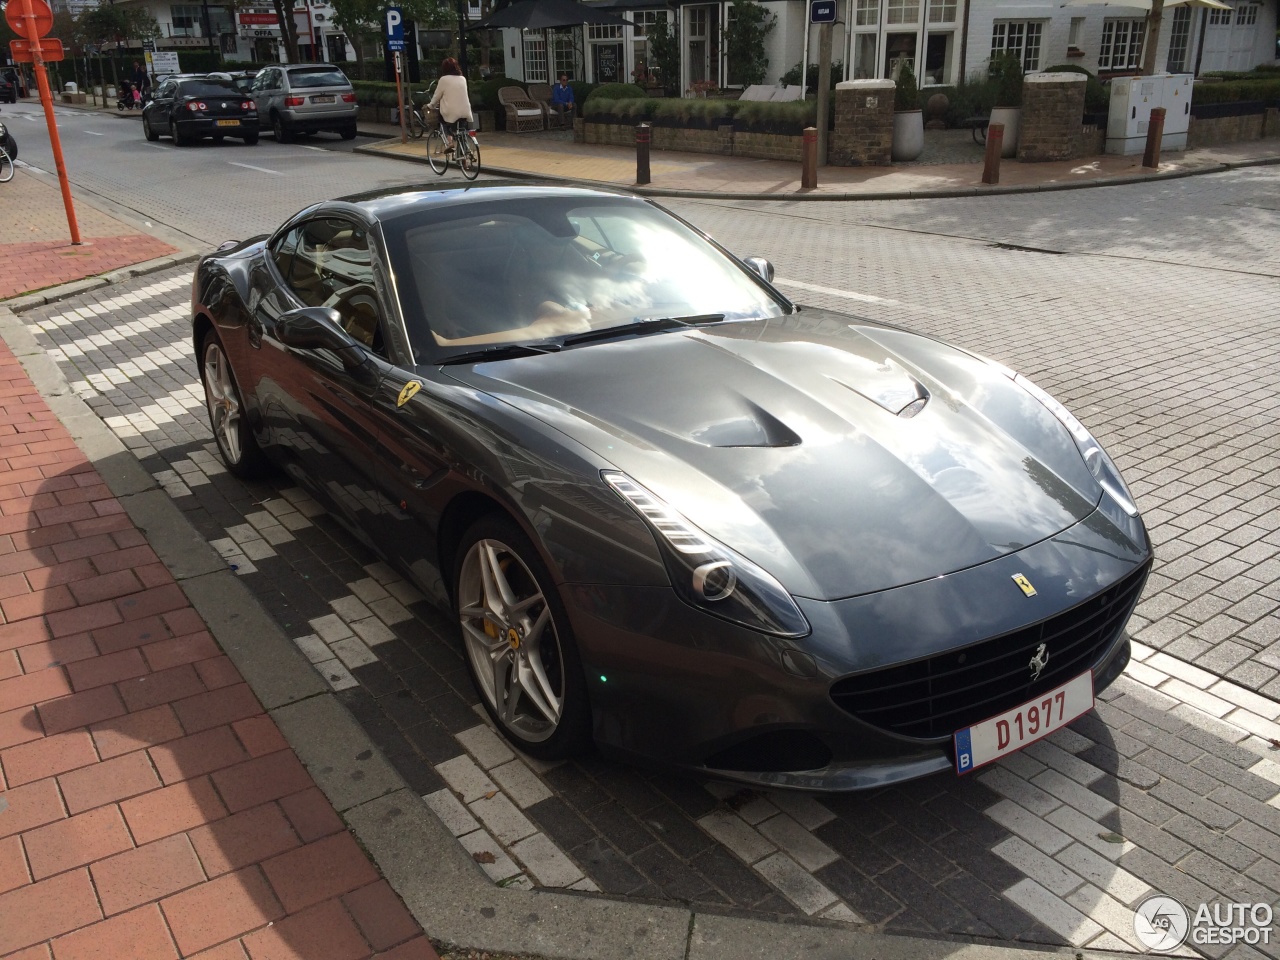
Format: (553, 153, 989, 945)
(1068, 17, 1084, 50)
(1236, 4, 1258, 25)
(1208, 7, 1229, 26)
(523, 36, 547, 82)
(632, 10, 666, 81)
(886, 0, 918, 26)
(587, 24, 621, 39)
(1098, 18, 1145, 71)
(855, 0, 878, 27)
(551, 28, 576, 80)
(991, 21, 1044, 72)
(927, 0, 955, 24)
(170, 3, 201, 36)
(1166, 7, 1191, 72)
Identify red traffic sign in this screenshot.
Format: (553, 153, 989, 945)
(9, 37, 65, 63)
(5, 0, 54, 39)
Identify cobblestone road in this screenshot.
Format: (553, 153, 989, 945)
(20, 164, 1280, 956)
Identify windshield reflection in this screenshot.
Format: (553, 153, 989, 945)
(381, 197, 787, 361)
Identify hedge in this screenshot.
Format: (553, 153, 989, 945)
(585, 82, 646, 101)
(584, 96, 817, 134)
(1192, 77, 1280, 105)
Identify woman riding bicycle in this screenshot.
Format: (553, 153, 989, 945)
(427, 57, 472, 153)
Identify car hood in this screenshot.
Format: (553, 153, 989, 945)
(444, 310, 1108, 600)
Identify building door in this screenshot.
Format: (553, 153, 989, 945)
(688, 6, 709, 84)
(1200, 2, 1260, 72)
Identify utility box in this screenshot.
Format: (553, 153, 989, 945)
(1161, 73, 1193, 150)
(1106, 74, 1165, 155)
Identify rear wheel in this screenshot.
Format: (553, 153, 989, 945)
(455, 514, 590, 760)
(425, 127, 448, 175)
(143, 114, 159, 142)
(200, 331, 267, 479)
(272, 113, 294, 143)
(243, 132, 259, 145)
(170, 118, 190, 146)
(459, 136, 480, 181)
(0, 146, 13, 184)
(408, 111, 425, 139)
(340, 122, 357, 140)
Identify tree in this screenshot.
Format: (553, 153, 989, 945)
(329, 0, 451, 77)
(647, 13, 680, 96)
(724, 0, 774, 88)
(1141, 0, 1163, 76)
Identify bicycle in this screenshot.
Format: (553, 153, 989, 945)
(426, 117, 480, 180)
(391, 80, 435, 139)
(0, 117, 13, 183)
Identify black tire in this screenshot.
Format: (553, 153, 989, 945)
(199, 330, 268, 479)
(459, 136, 480, 181)
(408, 113, 425, 139)
(272, 113, 294, 143)
(243, 132, 259, 145)
(454, 514, 591, 760)
(170, 118, 190, 146)
(340, 122, 357, 140)
(143, 114, 159, 142)
(1, 132, 17, 163)
(425, 128, 448, 175)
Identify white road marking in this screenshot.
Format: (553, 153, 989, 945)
(300, 144, 327, 152)
(227, 161, 282, 175)
(775, 277, 899, 306)
(84, 130, 104, 136)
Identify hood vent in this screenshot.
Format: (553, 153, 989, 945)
(829, 357, 930, 419)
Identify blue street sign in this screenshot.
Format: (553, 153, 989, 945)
(385, 6, 405, 52)
(810, 0, 835, 23)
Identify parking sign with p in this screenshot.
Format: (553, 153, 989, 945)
(385, 6, 404, 51)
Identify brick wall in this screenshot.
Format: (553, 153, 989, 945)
(1017, 73, 1087, 163)
(1187, 110, 1280, 149)
(829, 79, 894, 166)
(581, 122, 801, 161)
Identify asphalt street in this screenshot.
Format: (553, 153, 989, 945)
(8, 100, 1280, 957)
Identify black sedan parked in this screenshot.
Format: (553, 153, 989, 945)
(143, 75, 258, 145)
(191, 183, 1150, 791)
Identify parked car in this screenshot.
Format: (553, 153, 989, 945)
(210, 70, 258, 96)
(191, 183, 1150, 791)
(143, 75, 259, 145)
(250, 63, 357, 142)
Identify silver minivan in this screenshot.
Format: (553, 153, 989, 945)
(252, 64, 358, 142)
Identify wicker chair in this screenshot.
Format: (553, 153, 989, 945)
(526, 82, 555, 126)
(498, 86, 545, 133)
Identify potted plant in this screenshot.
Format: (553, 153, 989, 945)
(989, 51, 1024, 158)
(891, 60, 924, 162)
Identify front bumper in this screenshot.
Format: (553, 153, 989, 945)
(562, 507, 1149, 792)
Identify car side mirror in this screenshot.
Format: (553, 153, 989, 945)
(742, 256, 775, 284)
(276, 306, 365, 369)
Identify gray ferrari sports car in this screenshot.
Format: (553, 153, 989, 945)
(192, 182, 1151, 791)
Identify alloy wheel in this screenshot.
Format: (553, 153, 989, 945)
(202, 340, 243, 464)
(458, 538, 565, 743)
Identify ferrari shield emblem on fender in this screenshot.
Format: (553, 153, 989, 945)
(396, 380, 422, 408)
(1012, 573, 1037, 597)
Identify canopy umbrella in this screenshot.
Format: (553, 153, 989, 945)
(470, 0, 632, 30)
(1061, 0, 1231, 9)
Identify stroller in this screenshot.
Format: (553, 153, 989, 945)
(117, 81, 144, 111)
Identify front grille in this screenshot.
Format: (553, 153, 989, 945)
(829, 562, 1150, 740)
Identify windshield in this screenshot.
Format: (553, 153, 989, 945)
(178, 80, 238, 98)
(382, 196, 787, 362)
(288, 67, 350, 88)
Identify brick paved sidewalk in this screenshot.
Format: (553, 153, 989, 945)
(0, 338, 440, 960)
(0, 169, 177, 301)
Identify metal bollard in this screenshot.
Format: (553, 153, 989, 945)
(981, 123, 1005, 185)
(801, 126, 817, 189)
(636, 123, 651, 186)
(1143, 107, 1166, 170)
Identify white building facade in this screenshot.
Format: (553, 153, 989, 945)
(507, 0, 1276, 89)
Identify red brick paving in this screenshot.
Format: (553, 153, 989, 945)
(0, 339, 438, 958)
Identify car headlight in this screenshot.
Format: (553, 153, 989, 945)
(603, 472, 810, 638)
(1011, 374, 1139, 518)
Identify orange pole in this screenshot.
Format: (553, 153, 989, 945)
(18, 0, 80, 244)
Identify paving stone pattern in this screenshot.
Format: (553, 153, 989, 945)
(22, 253, 1280, 957)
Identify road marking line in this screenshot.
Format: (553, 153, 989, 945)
(300, 145, 327, 152)
(227, 161, 282, 175)
(775, 277, 898, 306)
(84, 130, 104, 136)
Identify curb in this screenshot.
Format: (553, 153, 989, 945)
(2, 252, 201, 313)
(353, 139, 1280, 202)
(0, 272, 1081, 960)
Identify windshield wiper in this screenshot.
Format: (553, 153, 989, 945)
(438, 341, 562, 365)
(561, 314, 725, 347)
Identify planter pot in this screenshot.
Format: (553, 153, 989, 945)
(990, 106, 1021, 158)
(891, 109, 924, 161)
(475, 109, 495, 133)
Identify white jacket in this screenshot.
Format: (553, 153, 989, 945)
(430, 75, 474, 124)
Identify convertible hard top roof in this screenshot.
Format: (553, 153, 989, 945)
(328, 181, 642, 224)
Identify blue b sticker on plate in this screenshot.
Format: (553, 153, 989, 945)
(954, 727, 974, 773)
